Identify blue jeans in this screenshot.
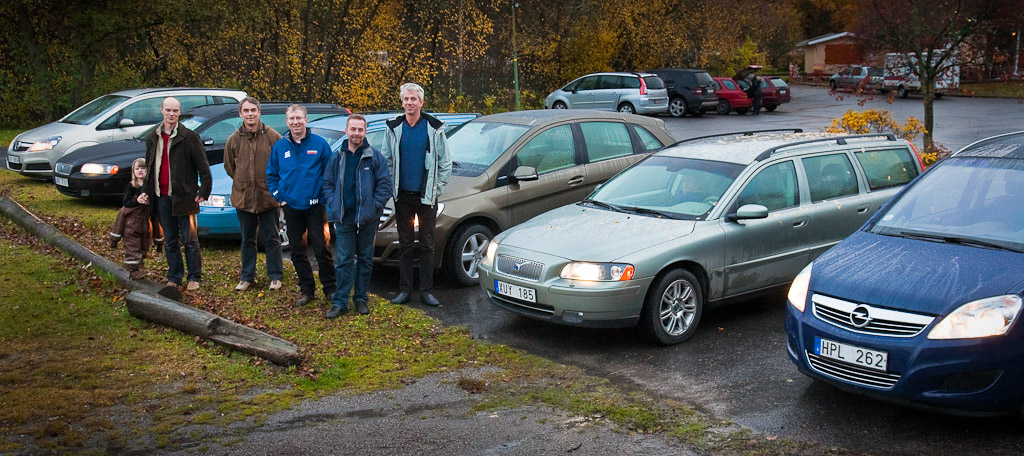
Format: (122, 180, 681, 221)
(332, 221, 377, 307)
(237, 208, 283, 283)
(156, 195, 202, 284)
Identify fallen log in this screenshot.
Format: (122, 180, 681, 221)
(126, 291, 302, 366)
(0, 195, 301, 366)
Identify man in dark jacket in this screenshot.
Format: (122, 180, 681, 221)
(267, 104, 336, 307)
(322, 114, 393, 318)
(224, 97, 284, 292)
(143, 97, 212, 291)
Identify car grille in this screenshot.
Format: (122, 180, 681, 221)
(495, 254, 544, 281)
(489, 292, 555, 316)
(812, 294, 934, 338)
(55, 163, 72, 175)
(12, 141, 32, 152)
(378, 207, 393, 230)
(806, 352, 901, 388)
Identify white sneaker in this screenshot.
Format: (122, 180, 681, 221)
(186, 281, 200, 291)
(235, 281, 251, 292)
(269, 280, 283, 290)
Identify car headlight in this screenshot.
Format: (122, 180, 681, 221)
(80, 163, 119, 175)
(484, 239, 499, 267)
(787, 263, 812, 312)
(200, 194, 231, 207)
(928, 295, 1022, 340)
(559, 262, 634, 282)
(28, 136, 62, 152)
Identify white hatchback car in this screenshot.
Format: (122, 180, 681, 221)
(6, 88, 247, 178)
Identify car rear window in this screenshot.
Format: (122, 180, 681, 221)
(642, 76, 665, 89)
(855, 148, 920, 190)
(694, 72, 713, 85)
(770, 79, 788, 88)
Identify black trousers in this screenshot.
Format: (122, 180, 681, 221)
(283, 204, 336, 298)
(395, 191, 436, 293)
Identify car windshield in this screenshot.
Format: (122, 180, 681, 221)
(62, 95, 129, 125)
(311, 127, 347, 146)
(871, 156, 1024, 252)
(586, 156, 744, 221)
(447, 121, 530, 176)
(179, 115, 206, 131)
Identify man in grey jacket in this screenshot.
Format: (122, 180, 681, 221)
(380, 83, 451, 306)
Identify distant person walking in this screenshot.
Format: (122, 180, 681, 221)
(223, 97, 284, 292)
(108, 158, 162, 279)
(381, 83, 451, 307)
(143, 97, 212, 291)
(322, 114, 393, 318)
(748, 75, 763, 115)
(266, 104, 336, 307)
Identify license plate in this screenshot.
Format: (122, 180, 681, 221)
(54, 176, 69, 187)
(815, 337, 887, 371)
(7, 155, 21, 164)
(494, 279, 536, 303)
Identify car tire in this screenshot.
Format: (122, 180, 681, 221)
(716, 100, 731, 115)
(668, 97, 687, 118)
(552, 101, 567, 109)
(617, 102, 635, 114)
(639, 268, 703, 345)
(897, 85, 908, 99)
(446, 223, 494, 287)
(765, 105, 778, 112)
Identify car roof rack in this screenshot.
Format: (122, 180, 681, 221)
(754, 133, 898, 161)
(668, 129, 804, 147)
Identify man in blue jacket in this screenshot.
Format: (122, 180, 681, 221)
(267, 104, 336, 307)
(322, 114, 393, 318)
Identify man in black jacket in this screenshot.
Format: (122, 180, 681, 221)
(143, 97, 212, 291)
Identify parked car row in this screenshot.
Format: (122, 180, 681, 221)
(546, 66, 791, 117)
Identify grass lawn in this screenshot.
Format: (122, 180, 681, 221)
(958, 80, 1024, 98)
(0, 128, 22, 147)
(0, 168, 835, 454)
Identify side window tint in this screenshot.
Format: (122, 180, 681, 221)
(804, 154, 859, 202)
(178, 96, 210, 111)
(515, 125, 575, 174)
(201, 118, 242, 144)
(622, 76, 641, 89)
(854, 148, 919, 190)
(631, 126, 664, 152)
(577, 77, 597, 91)
(366, 131, 386, 152)
(580, 122, 633, 162)
(723, 79, 737, 90)
(260, 114, 288, 134)
(736, 161, 799, 212)
(120, 98, 164, 127)
(597, 75, 620, 89)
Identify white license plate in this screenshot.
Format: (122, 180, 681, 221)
(815, 337, 887, 371)
(494, 279, 536, 303)
(7, 155, 21, 164)
(54, 176, 69, 187)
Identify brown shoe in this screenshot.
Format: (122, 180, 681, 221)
(108, 234, 120, 249)
(186, 281, 200, 291)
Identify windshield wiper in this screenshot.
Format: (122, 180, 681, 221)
(580, 199, 626, 213)
(897, 231, 1021, 252)
(451, 161, 461, 169)
(624, 206, 678, 219)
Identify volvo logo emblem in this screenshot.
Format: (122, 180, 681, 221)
(513, 260, 527, 272)
(850, 305, 872, 328)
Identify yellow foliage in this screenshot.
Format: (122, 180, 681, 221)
(826, 109, 927, 141)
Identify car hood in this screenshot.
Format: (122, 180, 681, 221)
(811, 231, 1024, 316)
(14, 121, 86, 144)
(498, 204, 696, 261)
(440, 174, 491, 202)
(57, 138, 145, 166)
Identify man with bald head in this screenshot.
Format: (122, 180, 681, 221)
(143, 96, 212, 291)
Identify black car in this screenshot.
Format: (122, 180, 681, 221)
(53, 103, 350, 199)
(648, 68, 718, 117)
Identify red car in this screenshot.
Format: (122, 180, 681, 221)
(764, 77, 791, 110)
(711, 77, 752, 114)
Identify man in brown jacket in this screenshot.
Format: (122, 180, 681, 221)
(223, 97, 284, 292)
(143, 97, 212, 291)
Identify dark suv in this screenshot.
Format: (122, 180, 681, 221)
(649, 68, 718, 117)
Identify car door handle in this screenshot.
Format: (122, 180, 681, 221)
(856, 203, 871, 214)
(567, 176, 585, 186)
(792, 216, 808, 228)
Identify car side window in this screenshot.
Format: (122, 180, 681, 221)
(597, 75, 621, 90)
(631, 125, 664, 152)
(723, 79, 737, 90)
(580, 122, 633, 162)
(621, 76, 641, 89)
(515, 125, 575, 174)
(110, 97, 164, 129)
(736, 161, 799, 212)
(804, 154, 859, 202)
(202, 118, 243, 144)
(854, 148, 920, 190)
(576, 76, 598, 91)
(178, 95, 211, 111)
(261, 114, 288, 133)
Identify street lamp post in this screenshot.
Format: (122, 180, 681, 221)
(512, 2, 520, 111)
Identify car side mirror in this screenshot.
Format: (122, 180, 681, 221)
(118, 118, 135, 128)
(727, 204, 769, 222)
(512, 165, 538, 182)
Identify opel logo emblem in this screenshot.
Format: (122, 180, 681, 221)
(850, 305, 872, 328)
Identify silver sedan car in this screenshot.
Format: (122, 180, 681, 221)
(479, 130, 924, 345)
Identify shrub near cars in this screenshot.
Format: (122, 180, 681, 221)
(544, 72, 669, 115)
(8, 88, 246, 179)
(786, 131, 1024, 416)
(373, 110, 674, 286)
(479, 130, 923, 345)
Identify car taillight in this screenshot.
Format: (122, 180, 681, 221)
(907, 140, 926, 170)
(639, 77, 647, 95)
(692, 87, 703, 95)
